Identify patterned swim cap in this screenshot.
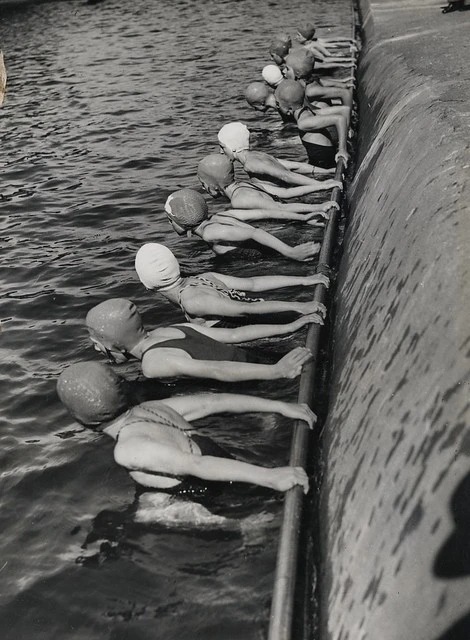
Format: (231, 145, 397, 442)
(165, 189, 209, 230)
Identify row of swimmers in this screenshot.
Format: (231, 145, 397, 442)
(57, 22, 357, 501)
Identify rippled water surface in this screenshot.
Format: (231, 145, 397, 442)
(0, 0, 351, 637)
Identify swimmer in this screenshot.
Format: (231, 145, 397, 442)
(262, 64, 285, 89)
(86, 297, 324, 381)
(166, 189, 328, 261)
(216, 123, 341, 188)
(246, 77, 352, 135)
(198, 154, 339, 215)
(135, 243, 327, 326)
(295, 23, 356, 66)
(57, 362, 313, 493)
(269, 33, 292, 65)
(275, 80, 350, 168)
(217, 122, 340, 188)
(296, 23, 357, 49)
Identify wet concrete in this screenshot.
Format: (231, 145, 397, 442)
(320, 1, 470, 639)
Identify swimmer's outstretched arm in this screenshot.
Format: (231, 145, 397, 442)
(319, 77, 355, 88)
(256, 180, 342, 198)
(275, 158, 335, 176)
(115, 440, 309, 493)
(181, 291, 326, 321)
(181, 311, 325, 343)
(305, 43, 355, 64)
(142, 346, 313, 381)
(305, 41, 335, 58)
(160, 393, 316, 427)
(223, 205, 332, 222)
(306, 85, 353, 110)
(229, 190, 335, 213)
(315, 104, 351, 128)
(203, 220, 321, 261)
(243, 158, 331, 188)
(209, 271, 328, 293)
(315, 60, 356, 70)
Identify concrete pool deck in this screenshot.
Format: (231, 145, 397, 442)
(320, 1, 470, 639)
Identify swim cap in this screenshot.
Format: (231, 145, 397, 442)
(135, 243, 181, 291)
(197, 154, 234, 190)
(217, 122, 250, 153)
(285, 48, 315, 80)
(86, 298, 144, 350)
(165, 189, 208, 230)
(245, 82, 271, 108)
(274, 79, 305, 111)
(57, 362, 130, 427)
(272, 33, 292, 48)
(261, 65, 284, 87)
(269, 34, 291, 63)
(297, 23, 316, 40)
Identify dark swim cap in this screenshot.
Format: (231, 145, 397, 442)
(165, 189, 209, 230)
(197, 154, 234, 190)
(245, 82, 271, 107)
(285, 48, 315, 80)
(86, 298, 144, 350)
(297, 23, 316, 40)
(57, 362, 130, 427)
(274, 79, 305, 111)
(269, 34, 292, 63)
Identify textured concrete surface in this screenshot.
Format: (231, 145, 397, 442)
(320, 1, 470, 639)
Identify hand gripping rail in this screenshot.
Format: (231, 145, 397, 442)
(268, 13, 357, 639)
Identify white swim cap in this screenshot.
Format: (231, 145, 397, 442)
(217, 122, 250, 153)
(135, 243, 181, 291)
(262, 65, 284, 87)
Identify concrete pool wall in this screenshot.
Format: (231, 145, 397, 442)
(319, 1, 470, 639)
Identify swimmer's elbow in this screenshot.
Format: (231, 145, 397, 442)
(114, 442, 133, 470)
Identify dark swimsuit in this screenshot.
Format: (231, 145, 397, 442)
(230, 179, 283, 202)
(141, 325, 251, 363)
(122, 404, 236, 499)
(297, 106, 336, 169)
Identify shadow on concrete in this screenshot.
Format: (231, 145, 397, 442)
(434, 472, 470, 578)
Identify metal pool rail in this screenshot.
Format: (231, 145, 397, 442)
(268, 13, 358, 639)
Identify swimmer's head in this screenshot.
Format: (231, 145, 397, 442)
(245, 82, 272, 112)
(57, 361, 130, 427)
(86, 298, 145, 362)
(261, 64, 284, 88)
(284, 48, 315, 80)
(165, 189, 209, 234)
(135, 243, 182, 291)
(296, 23, 316, 43)
(217, 122, 250, 159)
(269, 34, 292, 64)
(274, 79, 305, 114)
(197, 154, 235, 197)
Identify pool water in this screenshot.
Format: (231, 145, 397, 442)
(0, 0, 352, 637)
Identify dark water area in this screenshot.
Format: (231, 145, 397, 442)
(0, 0, 352, 637)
